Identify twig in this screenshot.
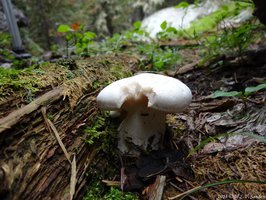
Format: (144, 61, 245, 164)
(42, 107, 75, 199)
(168, 186, 201, 200)
(41, 107, 71, 163)
(70, 155, 77, 200)
(174, 61, 199, 76)
(148, 175, 166, 200)
(46, 118, 71, 163)
(102, 180, 120, 187)
(169, 182, 198, 200)
(0, 86, 64, 133)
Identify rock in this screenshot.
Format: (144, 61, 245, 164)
(141, 0, 228, 38)
(0, 63, 12, 69)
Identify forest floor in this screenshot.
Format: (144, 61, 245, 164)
(1, 31, 266, 200)
(161, 49, 266, 199)
(107, 47, 266, 199)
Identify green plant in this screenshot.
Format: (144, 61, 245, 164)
(104, 187, 138, 200)
(157, 1, 255, 66)
(156, 21, 178, 40)
(84, 112, 120, 154)
(0, 32, 12, 49)
(83, 184, 138, 200)
(0, 48, 16, 62)
(137, 43, 180, 71)
(0, 66, 42, 93)
(203, 22, 256, 61)
(175, 1, 190, 9)
(176, 1, 254, 39)
(84, 115, 106, 145)
(212, 83, 266, 98)
(189, 131, 266, 156)
(57, 20, 181, 71)
(83, 112, 139, 200)
(101, 21, 150, 52)
(78, 20, 181, 71)
(57, 23, 97, 56)
(211, 83, 266, 110)
(83, 180, 103, 200)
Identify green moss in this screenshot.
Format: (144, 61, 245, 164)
(84, 112, 119, 153)
(0, 32, 12, 48)
(0, 67, 43, 94)
(103, 187, 138, 200)
(178, 1, 253, 37)
(83, 112, 140, 200)
(0, 63, 70, 99)
(82, 180, 102, 200)
(110, 65, 132, 79)
(83, 182, 139, 200)
(84, 115, 106, 145)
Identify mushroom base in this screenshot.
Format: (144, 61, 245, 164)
(118, 106, 166, 156)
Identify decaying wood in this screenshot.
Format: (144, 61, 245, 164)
(174, 60, 199, 75)
(146, 175, 166, 200)
(172, 47, 266, 78)
(0, 55, 137, 200)
(0, 86, 64, 133)
(164, 55, 266, 199)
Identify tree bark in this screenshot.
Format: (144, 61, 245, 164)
(0, 55, 138, 200)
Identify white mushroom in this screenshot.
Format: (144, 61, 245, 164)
(96, 73, 192, 155)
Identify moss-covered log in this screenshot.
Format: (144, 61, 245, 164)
(0, 55, 139, 200)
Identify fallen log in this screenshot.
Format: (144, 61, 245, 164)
(0, 86, 64, 133)
(0, 55, 138, 200)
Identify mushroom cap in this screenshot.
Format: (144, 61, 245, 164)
(96, 73, 192, 113)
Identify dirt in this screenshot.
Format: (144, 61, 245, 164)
(162, 55, 266, 199)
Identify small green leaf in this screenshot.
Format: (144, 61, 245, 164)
(188, 132, 266, 157)
(136, 30, 144, 35)
(133, 21, 142, 29)
(244, 83, 266, 96)
(57, 24, 72, 33)
(154, 60, 164, 68)
(66, 34, 73, 41)
(212, 90, 241, 98)
(166, 27, 177, 33)
(84, 31, 97, 39)
(160, 21, 167, 30)
(175, 1, 190, 9)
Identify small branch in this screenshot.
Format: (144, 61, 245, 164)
(41, 106, 71, 163)
(174, 61, 199, 76)
(42, 107, 76, 199)
(70, 155, 77, 200)
(168, 186, 201, 200)
(46, 118, 71, 163)
(102, 180, 120, 187)
(0, 86, 65, 133)
(147, 175, 166, 200)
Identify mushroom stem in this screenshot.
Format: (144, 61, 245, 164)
(118, 103, 166, 155)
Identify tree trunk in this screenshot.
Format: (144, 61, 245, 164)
(0, 55, 139, 200)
